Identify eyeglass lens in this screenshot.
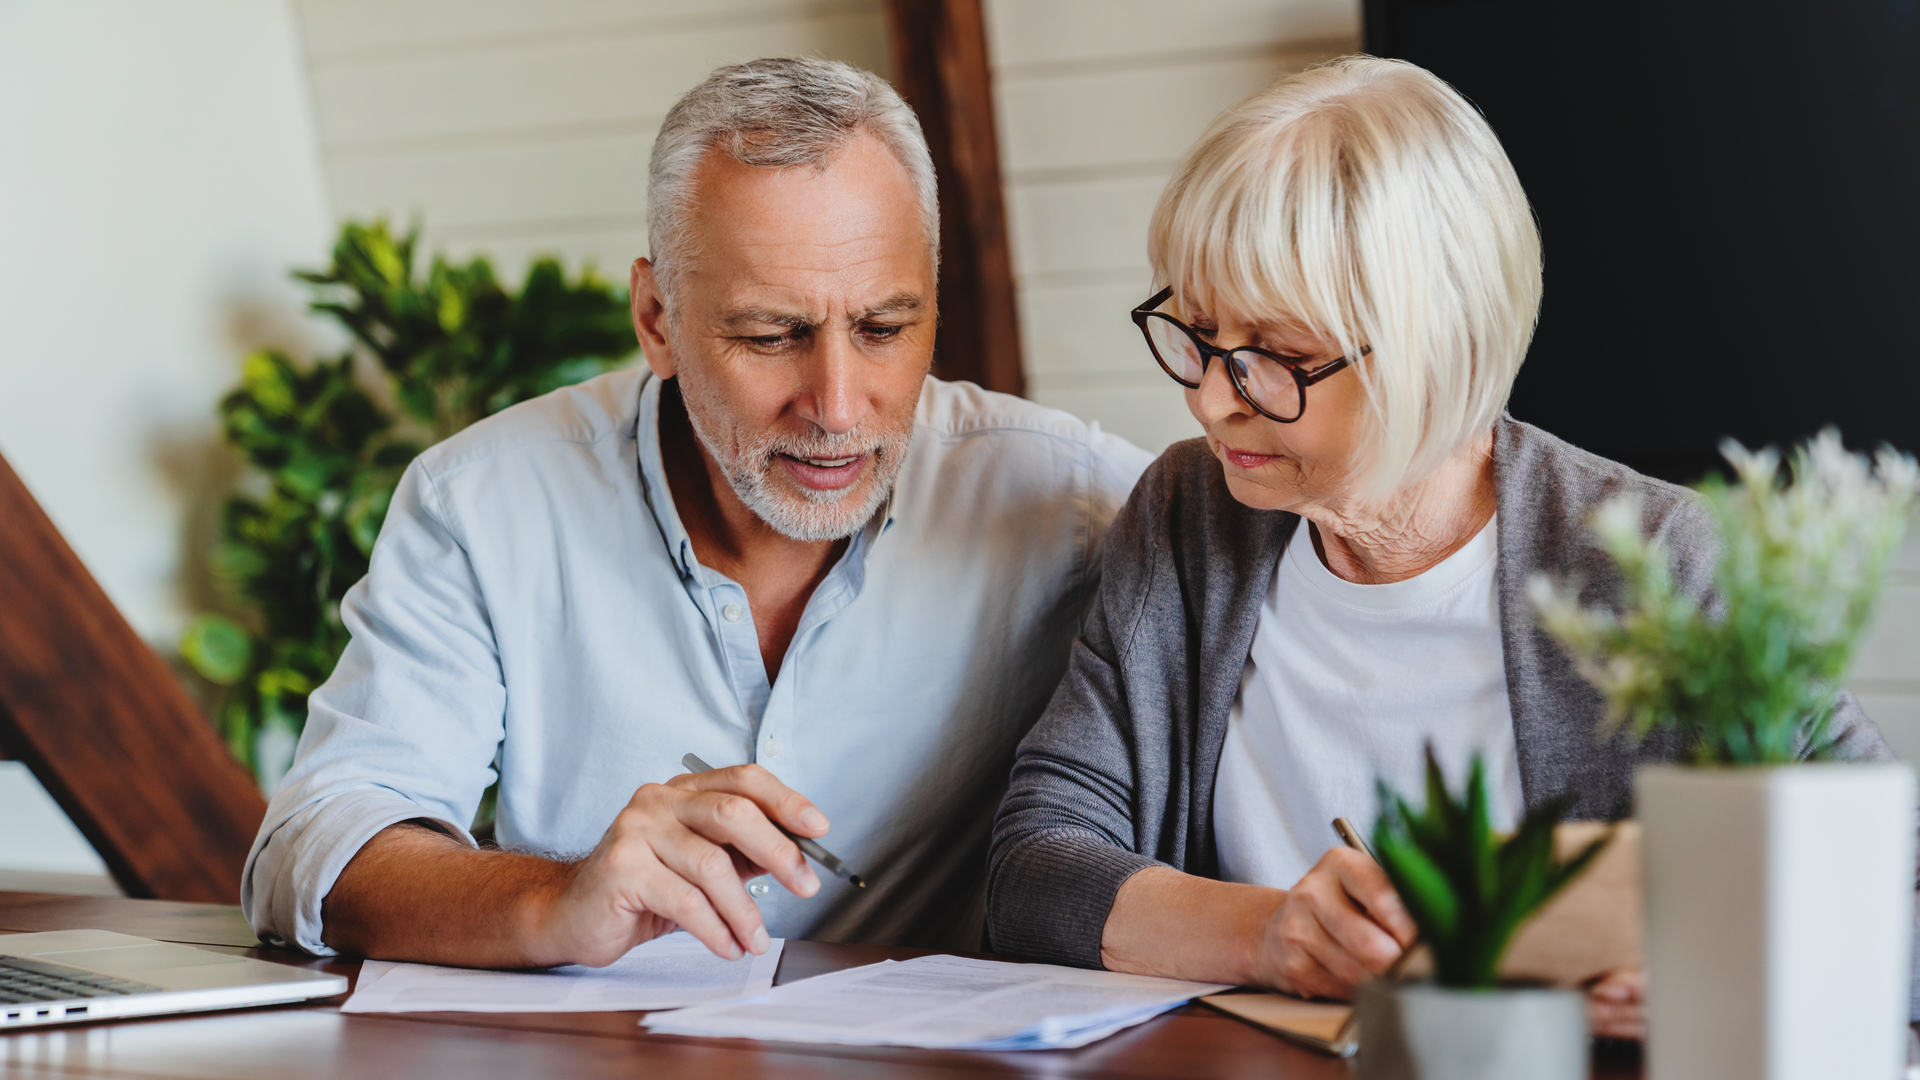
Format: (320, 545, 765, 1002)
(1143, 315, 1303, 420)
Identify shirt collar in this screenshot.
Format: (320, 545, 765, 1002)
(634, 373, 700, 580)
(633, 372, 897, 581)
(868, 381, 931, 546)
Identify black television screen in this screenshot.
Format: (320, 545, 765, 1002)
(1365, 0, 1920, 481)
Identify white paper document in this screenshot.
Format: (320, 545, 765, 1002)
(643, 954, 1229, 1050)
(341, 932, 782, 1013)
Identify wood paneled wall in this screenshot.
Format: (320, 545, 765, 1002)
(885, 0, 1023, 395)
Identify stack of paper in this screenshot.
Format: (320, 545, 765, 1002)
(643, 954, 1229, 1050)
(341, 932, 782, 1013)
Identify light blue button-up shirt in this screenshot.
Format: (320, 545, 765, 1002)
(243, 368, 1151, 954)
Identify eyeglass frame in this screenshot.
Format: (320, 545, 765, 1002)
(1131, 286, 1369, 424)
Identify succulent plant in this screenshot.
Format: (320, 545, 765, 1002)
(1372, 748, 1608, 989)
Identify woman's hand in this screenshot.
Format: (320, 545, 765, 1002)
(1586, 968, 1645, 1040)
(1253, 847, 1419, 998)
(1099, 855, 1413, 994)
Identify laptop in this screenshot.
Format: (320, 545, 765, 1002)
(0, 929, 347, 1027)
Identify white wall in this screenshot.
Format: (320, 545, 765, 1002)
(0, 764, 115, 895)
(292, 0, 894, 283)
(0, 0, 337, 645)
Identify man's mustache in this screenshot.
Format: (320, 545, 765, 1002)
(757, 430, 901, 464)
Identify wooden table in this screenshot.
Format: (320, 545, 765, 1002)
(0, 891, 1643, 1079)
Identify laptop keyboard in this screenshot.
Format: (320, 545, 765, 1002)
(0, 956, 159, 1004)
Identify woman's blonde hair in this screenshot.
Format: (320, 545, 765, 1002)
(1149, 55, 1541, 496)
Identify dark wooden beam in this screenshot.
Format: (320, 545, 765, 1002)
(0, 451, 266, 903)
(885, 0, 1025, 397)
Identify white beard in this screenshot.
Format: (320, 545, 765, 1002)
(677, 377, 915, 543)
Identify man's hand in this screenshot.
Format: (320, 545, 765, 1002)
(321, 763, 830, 969)
(1253, 847, 1418, 999)
(540, 763, 829, 965)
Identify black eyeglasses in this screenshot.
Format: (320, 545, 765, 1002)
(1132, 286, 1367, 423)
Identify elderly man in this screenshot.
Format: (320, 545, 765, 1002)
(243, 57, 1149, 966)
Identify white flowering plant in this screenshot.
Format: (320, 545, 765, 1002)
(1530, 430, 1917, 765)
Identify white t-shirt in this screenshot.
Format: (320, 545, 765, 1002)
(1212, 516, 1523, 890)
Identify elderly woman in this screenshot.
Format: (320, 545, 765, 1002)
(985, 56, 1894, 1035)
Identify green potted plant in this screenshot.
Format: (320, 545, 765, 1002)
(1357, 748, 1608, 1080)
(1532, 430, 1918, 1080)
(180, 219, 636, 792)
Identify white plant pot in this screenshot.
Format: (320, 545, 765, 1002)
(1639, 762, 1916, 1080)
(1354, 980, 1588, 1080)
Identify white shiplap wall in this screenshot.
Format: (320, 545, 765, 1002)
(293, 0, 894, 282)
(987, 0, 1361, 452)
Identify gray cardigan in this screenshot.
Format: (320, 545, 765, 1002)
(986, 416, 1894, 969)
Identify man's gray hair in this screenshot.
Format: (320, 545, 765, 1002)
(647, 57, 940, 311)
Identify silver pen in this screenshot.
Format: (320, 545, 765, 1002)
(682, 753, 866, 888)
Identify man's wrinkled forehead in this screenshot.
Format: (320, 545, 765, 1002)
(677, 137, 934, 299)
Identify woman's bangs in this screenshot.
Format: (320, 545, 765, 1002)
(1156, 124, 1362, 352)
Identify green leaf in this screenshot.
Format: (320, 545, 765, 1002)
(1374, 826, 1459, 941)
(1462, 752, 1492, 905)
(220, 692, 257, 769)
(241, 352, 298, 417)
(364, 226, 408, 286)
(180, 614, 254, 685)
(435, 276, 467, 333)
(255, 665, 315, 700)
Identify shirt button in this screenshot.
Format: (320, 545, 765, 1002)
(765, 738, 781, 757)
(722, 603, 744, 622)
(747, 880, 770, 898)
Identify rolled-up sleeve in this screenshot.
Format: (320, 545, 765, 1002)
(242, 458, 505, 954)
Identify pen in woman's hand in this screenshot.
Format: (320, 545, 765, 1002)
(1331, 817, 1373, 861)
(1332, 816, 1416, 978)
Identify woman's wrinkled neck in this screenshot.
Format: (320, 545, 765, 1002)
(1299, 432, 1497, 585)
